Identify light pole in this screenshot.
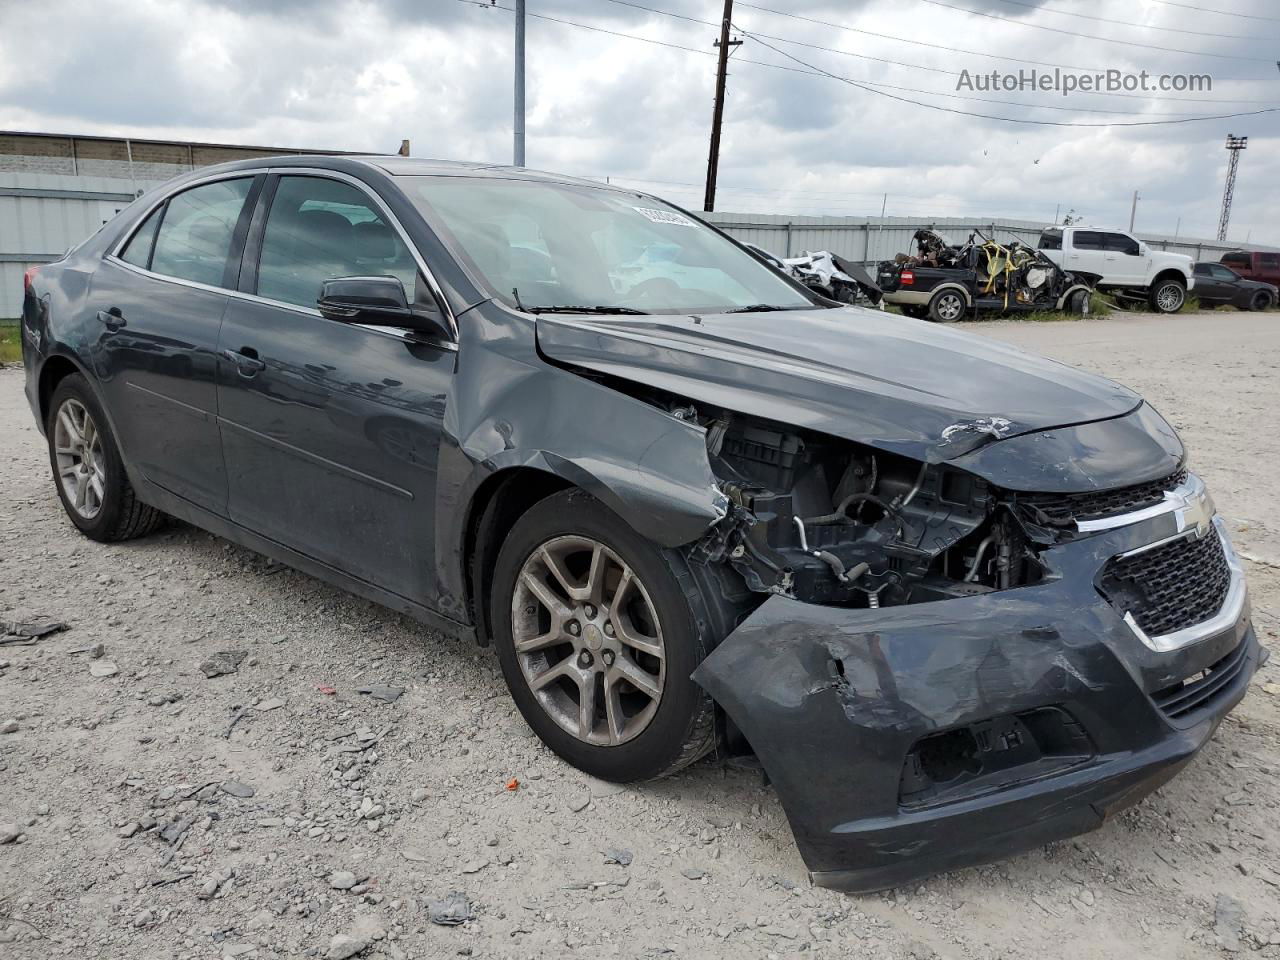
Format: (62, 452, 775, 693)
(514, 0, 526, 167)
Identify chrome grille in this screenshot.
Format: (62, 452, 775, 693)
(1099, 527, 1231, 638)
(1021, 467, 1187, 525)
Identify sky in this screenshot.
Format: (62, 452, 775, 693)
(1, 0, 1278, 244)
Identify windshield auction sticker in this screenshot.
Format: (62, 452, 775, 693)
(634, 207, 697, 227)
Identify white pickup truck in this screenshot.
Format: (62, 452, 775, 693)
(1038, 226, 1194, 313)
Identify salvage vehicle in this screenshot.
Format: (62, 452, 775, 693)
(21, 157, 1259, 892)
(1038, 225, 1194, 313)
(1192, 262, 1278, 311)
(877, 229, 1095, 321)
(745, 244, 882, 306)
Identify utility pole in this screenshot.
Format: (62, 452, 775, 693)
(514, 0, 526, 167)
(1217, 134, 1248, 242)
(1128, 190, 1139, 232)
(703, 0, 740, 211)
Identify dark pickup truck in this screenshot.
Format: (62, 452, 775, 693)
(878, 229, 1097, 322)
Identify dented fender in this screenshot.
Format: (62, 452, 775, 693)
(432, 304, 726, 614)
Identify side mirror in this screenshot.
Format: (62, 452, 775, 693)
(317, 276, 450, 339)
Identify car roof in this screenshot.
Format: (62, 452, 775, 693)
(178, 153, 623, 192)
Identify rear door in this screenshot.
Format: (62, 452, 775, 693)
(91, 174, 262, 512)
(1065, 230, 1108, 279)
(1192, 263, 1230, 303)
(1259, 253, 1280, 286)
(215, 171, 455, 606)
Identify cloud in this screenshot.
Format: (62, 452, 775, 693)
(1, 0, 1277, 243)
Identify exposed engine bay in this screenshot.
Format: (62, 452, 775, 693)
(684, 409, 1047, 607)
(879, 228, 1098, 315)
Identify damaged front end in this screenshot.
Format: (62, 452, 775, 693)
(533, 311, 1257, 891)
(686, 409, 1256, 892)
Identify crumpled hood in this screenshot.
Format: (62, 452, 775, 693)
(535, 307, 1143, 464)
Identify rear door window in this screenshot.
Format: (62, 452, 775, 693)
(1072, 231, 1105, 251)
(1260, 254, 1280, 269)
(255, 176, 418, 309)
(150, 178, 255, 288)
(119, 207, 162, 269)
(1221, 253, 1250, 270)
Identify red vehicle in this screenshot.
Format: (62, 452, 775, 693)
(1220, 250, 1280, 287)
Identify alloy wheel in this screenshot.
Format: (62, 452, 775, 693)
(511, 535, 665, 746)
(53, 398, 106, 520)
(1156, 283, 1184, 313)
(936, 293, 963, 321)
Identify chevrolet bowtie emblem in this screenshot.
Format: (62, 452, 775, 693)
(1174, 485, 1216, 538)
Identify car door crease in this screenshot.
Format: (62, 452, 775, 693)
(216, 416, 415, 500)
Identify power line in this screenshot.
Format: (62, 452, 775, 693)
(740, 28, 1280, 127)
(1145, 0, 1280, 23)
(457, 1, 1280, 125)
(736, 0, 1275, 81)
(986, 0, 1272, 41)
(493, 0, 1280, 104)
(919, 0, 1277, 62)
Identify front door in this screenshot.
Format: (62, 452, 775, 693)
(215, 173, 454, 606)
(89, 175, 261, 513)
(1103, 232, 1148, 287)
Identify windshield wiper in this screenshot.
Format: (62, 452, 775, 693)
(528, 305, 651, 315)
(724, 303, 806, 313)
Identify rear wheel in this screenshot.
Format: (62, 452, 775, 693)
(491, 489, 739, 782)
(46, 374, 163, 542)
(928, 289, 966, 323)
(1149, 278, 1186, 314)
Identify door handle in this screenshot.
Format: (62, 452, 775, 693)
(221, 347, 267, 376)
(96, 309, 127, 331)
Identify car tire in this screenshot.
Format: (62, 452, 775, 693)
(1250, 291, 1273, 312)
(46, 373, 164, 542)
(490, 488, 743, 782)
(1067, 289, 1090, 315)
(1149, 278, 1186, 314)
(927, 289, 966, 323)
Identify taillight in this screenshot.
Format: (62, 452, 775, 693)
(900, 270, 915, 285)
(23, 265, 39, 294)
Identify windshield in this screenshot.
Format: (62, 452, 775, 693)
(402, 176, 816, 315)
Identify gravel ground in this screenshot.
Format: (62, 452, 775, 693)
(1, 309, 1278, 960)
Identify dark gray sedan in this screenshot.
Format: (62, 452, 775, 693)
(1193, 261, 1277, 310)
(19, 155, 1257, 891)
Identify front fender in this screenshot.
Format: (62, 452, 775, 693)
(432, 304, 728, 617)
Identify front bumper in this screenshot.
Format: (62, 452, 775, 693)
(693, 503, 1257, 892)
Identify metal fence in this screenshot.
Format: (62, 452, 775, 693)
(699, 212, 1280, 267)
(4, 168, 1278, 318)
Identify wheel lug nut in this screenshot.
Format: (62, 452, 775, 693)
(584, 604, 596, 619)
(602, 650, 615, 667)
(567, 622, 580, 636)
(579, 651, 593, 668)
(603, 622, 614, 636)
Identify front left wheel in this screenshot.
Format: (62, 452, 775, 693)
(491, 489, 740, 782)
(1149, 278, 1186, 314)
(46, 374, 163, 542)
